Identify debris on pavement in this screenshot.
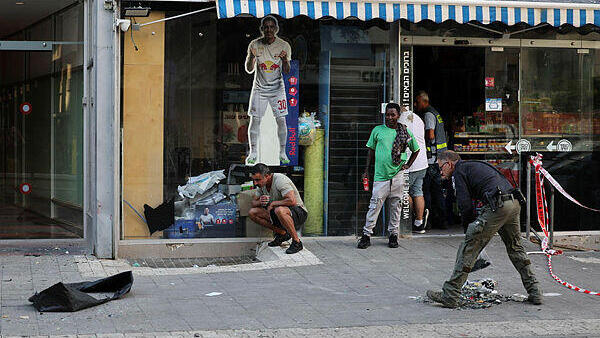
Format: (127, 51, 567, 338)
(205, 292, 223, 297)
(544, 292, 562, 297)
(29, 271, 133, 312)
(418, 278, 519, 309)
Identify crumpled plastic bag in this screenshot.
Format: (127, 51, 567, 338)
(177, 170, 226, 199)
(195, 192, 227, 206)
(29, 271, 133, 312)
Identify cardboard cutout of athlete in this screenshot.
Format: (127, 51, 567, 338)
(244, 15, 292, 165)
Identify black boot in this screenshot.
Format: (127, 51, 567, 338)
(357, 235, 371, 249)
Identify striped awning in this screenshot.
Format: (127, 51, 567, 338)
(216, 0, 600, 27)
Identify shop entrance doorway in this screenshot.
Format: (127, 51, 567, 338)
(412, 45, 521, 232)
(0, 2, 84, 239)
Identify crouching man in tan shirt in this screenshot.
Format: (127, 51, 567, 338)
(248, 163, 307, 254)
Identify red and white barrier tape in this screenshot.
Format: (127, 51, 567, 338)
(529, 153, 600, 296)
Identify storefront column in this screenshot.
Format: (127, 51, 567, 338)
(91, 0, 119, 258)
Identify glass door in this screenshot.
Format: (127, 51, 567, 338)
(484, 47, 520, 186)
(520, 47, 597, 231)
(0, 46, 83, 239)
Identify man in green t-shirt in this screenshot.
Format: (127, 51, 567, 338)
(358, 103, 420, 249)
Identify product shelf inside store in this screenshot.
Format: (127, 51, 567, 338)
(453, 133, 512, 138)
(521, 134, 592, 138)
(455, 151, 510, 155)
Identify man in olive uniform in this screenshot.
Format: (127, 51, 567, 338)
(427, 151, 543, 308)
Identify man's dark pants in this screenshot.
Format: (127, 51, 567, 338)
(423, 163, 447, 228)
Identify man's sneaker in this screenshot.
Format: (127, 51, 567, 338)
(471, 257, 492, 272)
(357, 235, 371, 249)
(268, 232, 291, 247)
(412, 223, 426, 234)
(426, 290, 460, 309)
(285, 240, 303, 254)
(388, 234, 399, 248)
(527, 293, 543, 305)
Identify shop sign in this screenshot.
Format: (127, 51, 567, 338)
(282, 60, 300, 166)
(485, 77, 495, 88)
(547, 139, 572, 152)
(505, 139, 531, 154)
(485, 98, 502, 112)
(400, 48, 412, 109)
(163, 200, 237, 239)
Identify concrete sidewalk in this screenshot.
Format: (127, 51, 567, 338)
(2, 235, 600, 337)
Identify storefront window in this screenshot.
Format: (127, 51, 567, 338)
(402, 21, 600, 232)
(121, 4, 393, 239)
(0, 3, 84, 239)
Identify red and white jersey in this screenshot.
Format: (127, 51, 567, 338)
(247, 37, 291, 92)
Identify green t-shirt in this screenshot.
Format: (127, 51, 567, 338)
(366, 125, 420, 181)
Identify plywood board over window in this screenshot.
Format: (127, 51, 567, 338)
(122, 12, 165, 238)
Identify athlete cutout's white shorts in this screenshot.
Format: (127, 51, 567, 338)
(248, 87, 288, 118)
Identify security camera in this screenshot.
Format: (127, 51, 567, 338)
(115, 19, 131, 32)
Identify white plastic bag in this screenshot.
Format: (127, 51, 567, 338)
(177, 170, 226, 199)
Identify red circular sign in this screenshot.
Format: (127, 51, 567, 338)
(19, 183, 32, 194)
(20, 102, 32, 115)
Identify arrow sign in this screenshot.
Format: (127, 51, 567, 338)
(505, 140, 516, 154)
(547, 141, 557, 151)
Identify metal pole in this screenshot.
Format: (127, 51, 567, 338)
(550, 185, 555, 249)
(526, 161, 531, 239)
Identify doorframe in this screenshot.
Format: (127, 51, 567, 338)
(402, 35, 600, 49)
(0, 8, 90, 248)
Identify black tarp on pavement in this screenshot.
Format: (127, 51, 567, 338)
(29, 271, 133, 312)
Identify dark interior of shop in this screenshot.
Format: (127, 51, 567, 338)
(0, 0, 83, 239)
(414, 46, 485, 152)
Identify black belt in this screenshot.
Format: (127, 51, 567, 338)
(500, 194, 514, 202)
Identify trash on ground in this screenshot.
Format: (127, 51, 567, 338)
(29, 271, 133, 312)
(131, 262, 140, 267)
(417, 278, 518, 309)
(205, 292, 223, 297)
(543, 292, 562, 297)
(19, 316, 29, 319)
(511, 293, 528, 302)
